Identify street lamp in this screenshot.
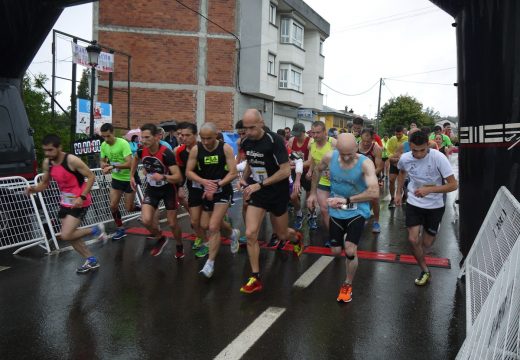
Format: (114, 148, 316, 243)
(86, 40, 101, 167)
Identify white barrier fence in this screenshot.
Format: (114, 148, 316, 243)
(35, 168, 143, 250)
(459, 186, 520, 332)
(457, 236, 520, 359)
(0, 176, 50, 254)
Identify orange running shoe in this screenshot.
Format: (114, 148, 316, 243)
(337, 283, 352, 303)
(292, 232, 304, 257)
(240, 277, 263, 294)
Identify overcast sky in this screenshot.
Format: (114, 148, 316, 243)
(29, 0, 457, 119)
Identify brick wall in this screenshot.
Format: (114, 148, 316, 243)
(206, 91, 234, 130)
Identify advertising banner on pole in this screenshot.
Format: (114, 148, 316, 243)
(76, 98, 112, 135)
(71, 43, 114, 72)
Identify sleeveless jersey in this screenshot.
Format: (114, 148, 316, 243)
(310, 137, 333, 187)
(328, 151, 370, 220)
(195, 142, 232, 193)
(358, 142, 376, 164)
(49, 153, 92, 208)
(291, 136, 311, 166)
(138, 144, 176, 187)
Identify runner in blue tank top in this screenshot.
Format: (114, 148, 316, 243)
(308, 133, 379, 303)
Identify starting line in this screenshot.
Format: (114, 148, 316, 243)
(125, 227, 451, 269)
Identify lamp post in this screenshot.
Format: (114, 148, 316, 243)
(86, 40, 101, 167)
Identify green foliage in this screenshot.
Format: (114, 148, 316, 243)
(23, 73, 73, 167)
(77, 69, 90, 99)
(378, 95, 438, 135)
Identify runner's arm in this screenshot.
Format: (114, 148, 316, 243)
(309, 152, 331, 195)
(26, 159, 51, 194)
(165, 165, 183, 184)
(218, 144, 238, 187)
(350, 160, 379, 203)
(373, 144, 384, 176)
(69, 155, 96, 197)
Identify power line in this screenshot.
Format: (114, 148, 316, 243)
(384, 82, 396, 98)
(385, 78, 454, 86)
(386, 66, 456, 79)
(322, 80, 380, 96)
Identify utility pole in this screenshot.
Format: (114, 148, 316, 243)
(376, 78, 383, 133)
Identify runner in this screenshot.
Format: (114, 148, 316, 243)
(287, 123, 314, 230)
(186, 122, 239, 278)
(130, 123, 183, 257)
(381, 134, 390, 179)
(308, 133, 379, 302)
(307, 121, 337, 234)
(25, 134, 107, 273)
(386, 125, 408, 208)
(99, 123, 140, 240)
(239, 109, 304, 294)
(357, 128, 384, 233)
(395, 130, 458, 286)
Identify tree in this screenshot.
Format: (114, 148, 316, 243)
(378, 95, 436, 135)
(23, 73, 72, 166)
(77, 69, 90, 99)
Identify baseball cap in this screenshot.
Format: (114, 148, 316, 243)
(291, 123, 306, 136)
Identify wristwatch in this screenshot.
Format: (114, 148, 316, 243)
(259, 181, 264, 189)
(79, 195, 87, 201)
(346, 197, 351, 205)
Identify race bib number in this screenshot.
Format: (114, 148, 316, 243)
(146, 173, 166, 187)
(251, 166, 268, 183)
(111, 162, 120, 173)
(341, 202, 358, 211)
(61, 192, 76, 206)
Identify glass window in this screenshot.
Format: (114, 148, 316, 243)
(319, 39, 324, 55)
(0, 106, 15, 149)
(268, 53, 276, 75)
(290, 67, 302, 92)
(280, 18, 304, 49)
(280, 18, 290, 43)
(279, 67, 288, 88)
(269, 3, 276, 24)
(292, 22, 304, 48)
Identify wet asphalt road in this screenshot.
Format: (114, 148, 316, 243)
(0, 156, 465, 359)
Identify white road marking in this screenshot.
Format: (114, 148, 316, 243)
(293, 256, 333, 288)
(0, 266, 10, 272)
(214, 307, 286, 360)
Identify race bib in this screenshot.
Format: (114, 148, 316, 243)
(111, 162, 120, 173)
(341, 202, 358, 211)
(146, 173, 166, 187)
(61, 192, 76, 206)
(192, 180, 203, 189)
(251, 166, 268, 183)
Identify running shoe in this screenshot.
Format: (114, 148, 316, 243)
(150, 237, 169, 257)
(112, 228, 126, 241)
(195, 244, 209, 258)
(239, 235, 247, 244)
(175, 246, 185, 259)
(76, 257, 100, 274)
(192, 236, 203, 250)
(293, 215, 304, 230)
(240, 277, 263, 294)
(292, 232, 304, 257)
(199, 262, 214, 278)
(337, 283, 352, 303)
(308, 216, 318, 230)
(388, 200, 396, 209)
(324, 240, 332, 248)
(415, 271, 431, 286)
(92, 223, 108, 244)
(230, 228, 240, 254)
(372, 222, 381, 233)
(267, 234, 280, 248)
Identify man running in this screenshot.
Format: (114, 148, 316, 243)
(357, 128, 384, 233)
(239, 109, 303, 294)
(287, 123, 314, 230)
(99, 123, 140, 241)
(186, 122, 239, 278)
(308, 133, 379, 302)
(386, 125, 408, 208)
(307, 121, 336, 233)
(130, 123, 183, 257)
(395, 130, 458, 286)
(26, 134, 107, 273)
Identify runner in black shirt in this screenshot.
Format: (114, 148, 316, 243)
(186, 122, 239, 278)
(239, 109, 303, 294)
(130, 123, 183, 257)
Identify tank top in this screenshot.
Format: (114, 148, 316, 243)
(195, 142, 231, 193)
(403, 141, 411, 153)
(328, 151, 370, 220)
(358, 142, 376, 164)
(291, 136, 311, 165)
(49, 153, 92, 208)
(310, 137, 333, 187)
(381, 139, 389, 158)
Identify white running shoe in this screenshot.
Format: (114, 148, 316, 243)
(230, 228, 240, 254)
(199, 261, 214, 278)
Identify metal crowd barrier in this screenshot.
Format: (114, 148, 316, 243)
(0, 176, 50, 254)
(35, 167, 143, 250)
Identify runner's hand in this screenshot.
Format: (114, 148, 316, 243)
(306, 194, 317, 210)
(203, 190, 214, 201)
(102, 166, 112, 174)
(305, 170, 312, 180)
(72, 197, 83, 208)
(150, 173, 164, 182)
(414, 187, 431, 198)
(203, 179, 219, 192)
(395, 194, 402, 206)
(242, 183, 261, 201)
(25, 186, 35, 196)
(130, 177, 137, 191)
(292, 180, 301, 196)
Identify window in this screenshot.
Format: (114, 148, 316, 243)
(280, 18, 304, 48)
(269, 3, 276, 25)
(267, 53, 276, 75)
(279, 64, 302, 91)
(0, 106, 14, 149)
(319, 39, 324, 55)
(279, 68, 288, 88)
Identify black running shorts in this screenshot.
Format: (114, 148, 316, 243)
(112, 178, 133, 193)
(405, 203, 445, 236)
(58, 205, 89, 221)
(329, 215, 366, 247)
(143, 184, 178, 210)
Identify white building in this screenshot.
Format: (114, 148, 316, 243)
(239, 0, 330, 131)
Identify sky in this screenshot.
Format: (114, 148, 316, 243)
(29, 0, 457, 119)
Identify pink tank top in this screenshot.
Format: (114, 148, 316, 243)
(50, 154, 92, 208)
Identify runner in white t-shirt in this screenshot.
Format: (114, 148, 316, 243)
(395, 130, 458, 286)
